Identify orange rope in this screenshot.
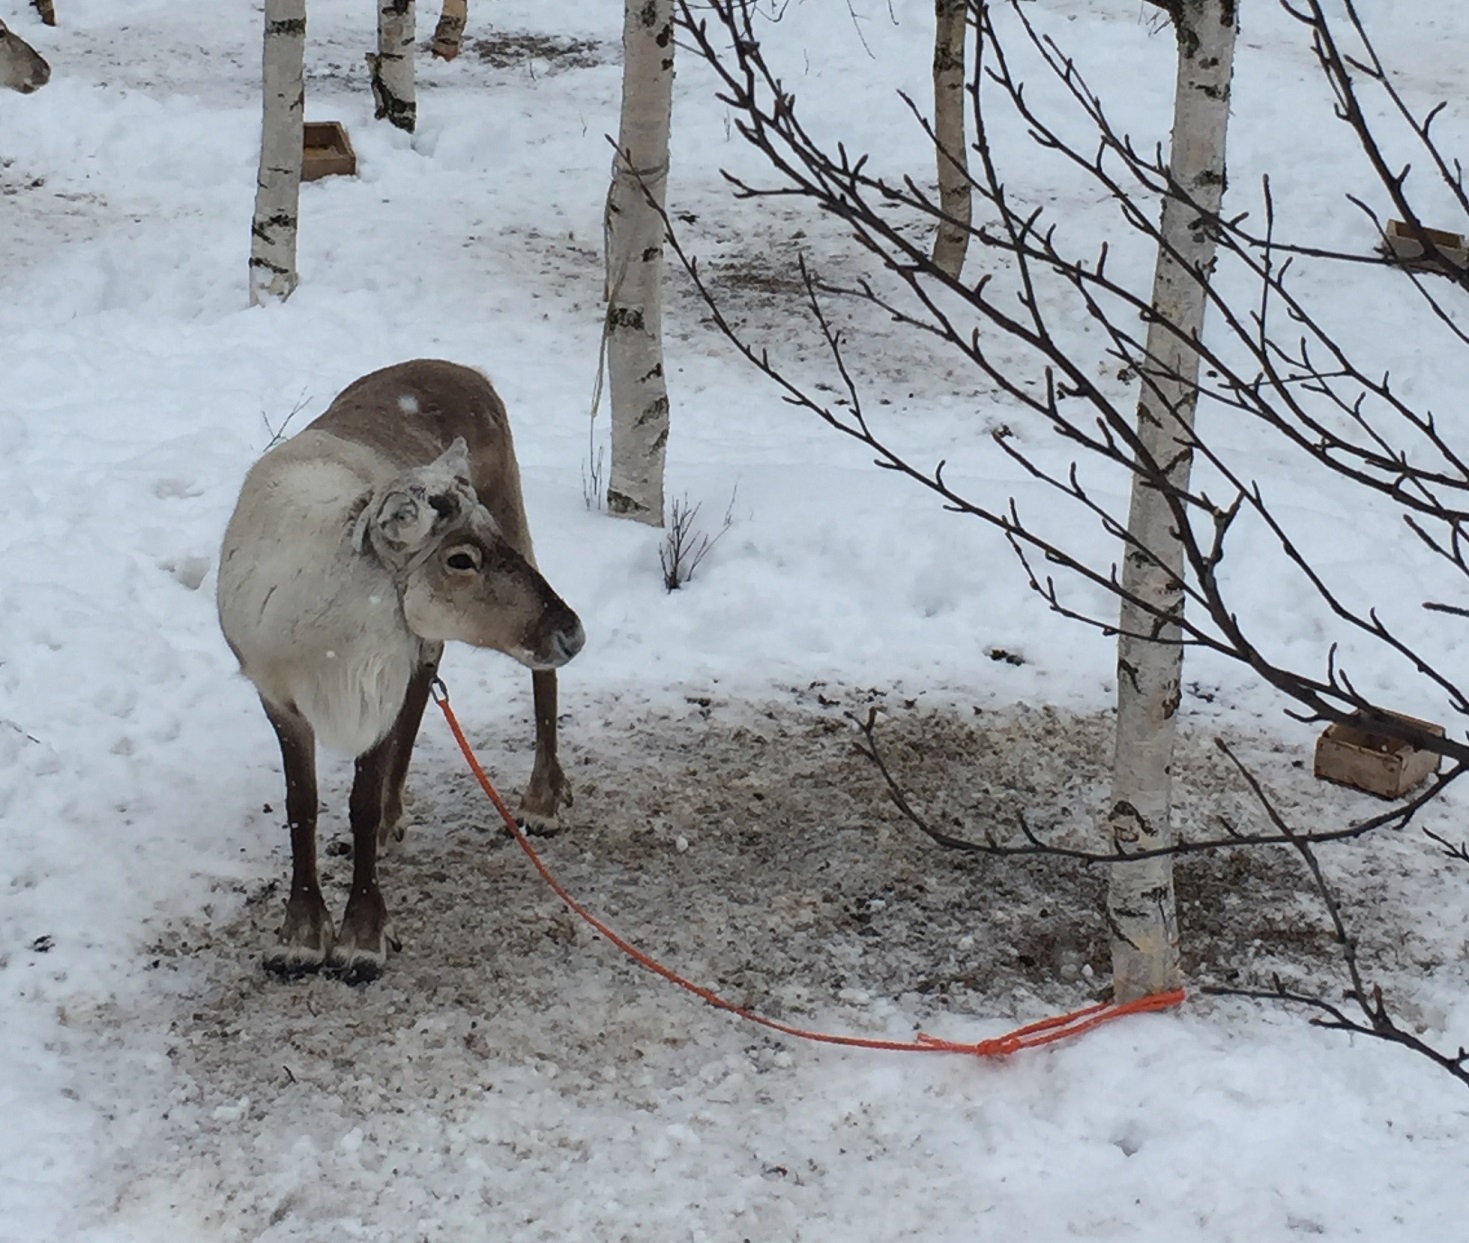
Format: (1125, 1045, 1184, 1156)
(432, 681, 1185, 1058)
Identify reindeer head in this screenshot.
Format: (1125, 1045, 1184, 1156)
(352, 439, 584, 669)
(0, 22, 51, 95)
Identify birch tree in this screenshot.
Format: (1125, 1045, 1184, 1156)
(673, 0, 1469, 1076)
(931, 0, 971, 278)
(249, 0, 307, 306)
(367, 0, 416, 133)
(431, 0, 467, 61)
(1107, 0, 1239, 1002)
(605, 0, 675, 525)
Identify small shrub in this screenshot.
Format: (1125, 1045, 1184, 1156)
(660, 491, 734, 591)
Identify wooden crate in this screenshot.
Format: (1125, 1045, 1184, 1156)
(302, 121, 357, 182)
(1383, 218, 1468, 272)
(1313, 710, 1444, 798)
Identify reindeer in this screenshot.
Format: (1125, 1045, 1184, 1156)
(218, 360, 585, 982)
(0, 20, 50, 93)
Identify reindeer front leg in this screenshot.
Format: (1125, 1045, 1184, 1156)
(519, 669, 572, 831)
(331, 728, 398, 983)
(262, 700, 334, 975)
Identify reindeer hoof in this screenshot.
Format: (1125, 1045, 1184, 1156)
(331, 955, 384, 986)
(519, 757, 573, 832)
(268, 891, 334, 977)
(514, 811, 566, 838)
(265, 940, 334, 975)
(327, 937, 390, 984)
(263, 943, 329, 978)
(330, 890, 391, 981)
(516, 773, 572, 837)
(377, 818, 411, 854)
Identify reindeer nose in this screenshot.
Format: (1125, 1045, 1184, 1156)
(552, 618, 586, 664)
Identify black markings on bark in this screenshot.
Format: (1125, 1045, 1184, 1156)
(608, 489, 653, 518)
(251, 213, 297, 242)
(1109, 800, 1149, 844)
(608, 306, 646, 331)
(366, 53, 416, 133)
(1151, 0, 1184, 26)
(374, 89, 416, 132)
(635, 395, 670, 425)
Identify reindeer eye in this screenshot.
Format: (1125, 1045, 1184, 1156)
(445, 549, 480, 572)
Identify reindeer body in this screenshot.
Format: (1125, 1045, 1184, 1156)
(219, 360, 583, 980)
(0, 20, 49, 93)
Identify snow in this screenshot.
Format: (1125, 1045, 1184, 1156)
(2, 0, 1468, 1239)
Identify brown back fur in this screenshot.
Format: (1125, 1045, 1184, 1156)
(313, 359, 537, 562)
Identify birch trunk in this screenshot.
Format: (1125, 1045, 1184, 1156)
(431, 0, 467, 61)
(31, 0, 55, 28)
(248, 0, 307, 306)
(1107, 0, 1238, 1001)
(930, 0, 970, 279)
(367, 0, 416, 133)
(605, 0, 674, 525)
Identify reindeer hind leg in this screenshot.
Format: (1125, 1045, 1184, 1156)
(378, 644, 443, 852)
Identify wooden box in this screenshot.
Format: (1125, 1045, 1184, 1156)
(1313, 710, 1444, 798)
(1383, 218, 1468, 271)
(302, 121, 357, 182)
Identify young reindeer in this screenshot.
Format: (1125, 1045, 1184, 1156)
(0, 20, 50, 93)
(218, 360, 585, 982)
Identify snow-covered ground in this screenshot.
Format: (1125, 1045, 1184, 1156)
(2, 0, 1468, 1239)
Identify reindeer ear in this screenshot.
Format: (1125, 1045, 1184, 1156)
(419, 437, 484, 528)
(352, 441, 478, 565)
(429, 437, 472, 486)
(353, 487, 438, 560)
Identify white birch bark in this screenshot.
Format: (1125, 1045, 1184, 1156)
(605, 0, 674, 525)
(930, 0, 970, 279)
(367, 0, 416, 133)
(431, 0, 467, 61)
(248, 0, 306, 306)
(1107, 0, 1238, 1001)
